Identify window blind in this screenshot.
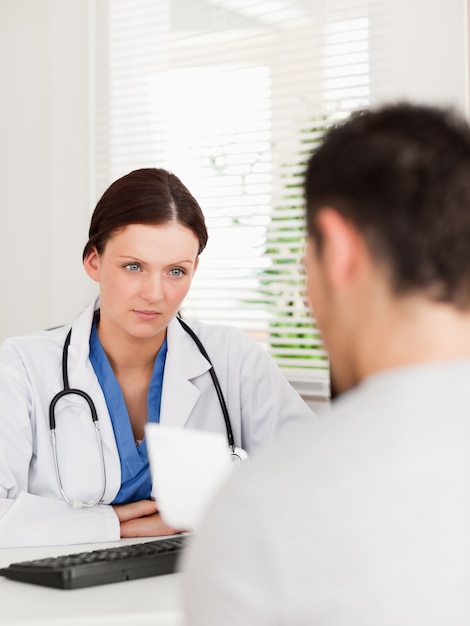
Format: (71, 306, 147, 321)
(93, 0, 380, 400)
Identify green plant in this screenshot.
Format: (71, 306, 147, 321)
(258, 115, 333, 372)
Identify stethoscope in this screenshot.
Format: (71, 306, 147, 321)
(49, 317, 248, 508)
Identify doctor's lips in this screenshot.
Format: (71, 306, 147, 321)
(133, 310, 161, 321)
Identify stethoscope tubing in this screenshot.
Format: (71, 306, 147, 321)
(49, 328, 107, 507)
(49, 318, 243, 506)
(176, 317, 236, 452)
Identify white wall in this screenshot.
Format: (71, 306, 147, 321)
(0, 0, 96, 341)
(369, 0, 469, 112)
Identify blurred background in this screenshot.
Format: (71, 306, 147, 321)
(0, 0, 468, 404)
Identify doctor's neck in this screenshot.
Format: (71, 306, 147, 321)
(96, 316, 167, 374)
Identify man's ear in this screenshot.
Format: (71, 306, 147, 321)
(83, 248, 101, 283)
(315, 208, 363, 287)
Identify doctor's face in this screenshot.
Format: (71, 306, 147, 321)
(84, 222, 199, 343)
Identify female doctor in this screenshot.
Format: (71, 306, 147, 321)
(0, 168, 313, 547)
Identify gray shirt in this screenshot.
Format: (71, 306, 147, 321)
(182, 359, 470, 625)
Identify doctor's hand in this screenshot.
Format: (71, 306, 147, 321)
(112, 499, 182, 538)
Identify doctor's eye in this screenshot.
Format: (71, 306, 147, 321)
(168, 268, 185, 277)
(124, 263, 142, 272)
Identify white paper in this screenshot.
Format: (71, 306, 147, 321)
(145, 424, 232, 531)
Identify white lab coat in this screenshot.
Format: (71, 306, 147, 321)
(0, 300, 313, 547)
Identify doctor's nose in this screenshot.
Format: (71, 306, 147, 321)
(141, 274, 164, 302)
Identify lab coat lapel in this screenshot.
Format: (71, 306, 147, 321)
(160, 318, 212, 428)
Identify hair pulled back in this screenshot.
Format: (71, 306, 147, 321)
(83, 168, 208, 260)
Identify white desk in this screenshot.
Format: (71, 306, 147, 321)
(0, 538, 183, 626)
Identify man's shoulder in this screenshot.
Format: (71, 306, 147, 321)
(227, 359, 470, 492)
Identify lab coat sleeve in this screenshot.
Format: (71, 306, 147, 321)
(0, 343, 35, 500)
(0, 492, 120, 548)
(0, 340, 120, 547)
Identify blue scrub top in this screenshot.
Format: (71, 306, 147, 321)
(89, 322, 167, 503)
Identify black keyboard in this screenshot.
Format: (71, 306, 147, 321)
(0, 535, 189, 590)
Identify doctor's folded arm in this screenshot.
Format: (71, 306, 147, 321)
(0, 168, 314, 548)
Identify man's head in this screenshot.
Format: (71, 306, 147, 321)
(304, 103, 470, 393)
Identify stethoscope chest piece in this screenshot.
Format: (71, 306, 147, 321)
(228, 446, 249, 468)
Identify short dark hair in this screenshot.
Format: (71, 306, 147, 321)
(305, 102, 470, 308)
(83, 168, 208, 260)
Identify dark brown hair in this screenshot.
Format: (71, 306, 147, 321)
(305, 103, 470, 308)
(83, 168, 208, 260)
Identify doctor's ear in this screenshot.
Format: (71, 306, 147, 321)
(83, 247, 101, 282)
